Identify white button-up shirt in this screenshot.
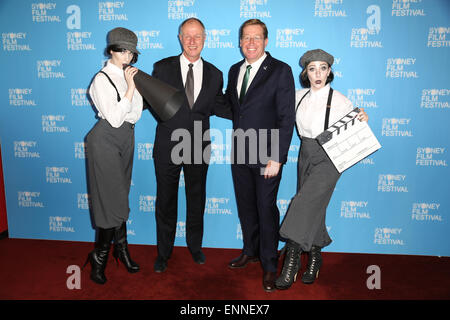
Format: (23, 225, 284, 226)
(89, 60, 143, 128)
(296, 84, 354, 138)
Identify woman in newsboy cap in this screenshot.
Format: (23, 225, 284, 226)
(84, 27, 143, 284)
(275, 49, 369, 290)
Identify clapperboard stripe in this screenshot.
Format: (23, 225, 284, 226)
(316, 108, 360, 145)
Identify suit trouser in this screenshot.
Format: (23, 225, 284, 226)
(231, 164, 283, 273)
(279, 137, 340, 252)
(154, 160, 208, 259)
(86, 119, 134, 229)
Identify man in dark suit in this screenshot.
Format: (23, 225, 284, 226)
(225, 19, 295, 292)
(151, 18, 231, 272)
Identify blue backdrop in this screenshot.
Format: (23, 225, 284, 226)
(1, 0, 449, 256)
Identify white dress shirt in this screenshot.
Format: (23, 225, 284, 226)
(296, 84, 354, 138)
(237, 52, 267, 99)
(180, 54, 203, 104)
(89, 60, 143, 128)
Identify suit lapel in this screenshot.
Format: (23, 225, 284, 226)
(232, 60, 244, 104)
(192, 58, 211, 110)
(244, 53, 272, 100)
(172, 55, 185, 91)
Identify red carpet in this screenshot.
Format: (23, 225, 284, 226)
(0, 238, 449, 301)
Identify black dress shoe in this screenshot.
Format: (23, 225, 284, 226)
(228, 254, 259, 269)
(191, 250, 205, 264)
(154, 256, 167, 273)
(263, 271, 277, 293)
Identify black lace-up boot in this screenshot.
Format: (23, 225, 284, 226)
(275, 240, 302, 290)
(301, 245, 322, 284)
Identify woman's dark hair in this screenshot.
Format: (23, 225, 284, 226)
(105, 44, 138, 64)
(300, 62, 334, 88)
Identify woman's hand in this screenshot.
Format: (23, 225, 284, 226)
(124, 66, 138, 102)
(357, 107, 369, 122)
(124, 66, 138, 89)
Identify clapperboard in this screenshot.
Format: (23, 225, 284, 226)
(316, 108, 381, 173)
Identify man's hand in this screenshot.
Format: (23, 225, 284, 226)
(263, 160, 281, 179)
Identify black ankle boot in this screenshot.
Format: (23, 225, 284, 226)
(301, 245, 322, 284)
(113, 222, 140, 273)
(83, 227, 115, 284)
(275, 240, 302, 290)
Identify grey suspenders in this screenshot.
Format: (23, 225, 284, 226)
(98, 71, 121, 102)
(295, 87, 334, 132)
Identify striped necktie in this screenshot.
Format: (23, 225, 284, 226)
(239, 64, 252, 104)
(185, 63, 194, 108)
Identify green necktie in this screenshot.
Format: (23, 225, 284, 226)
(239, 65, 252, 104)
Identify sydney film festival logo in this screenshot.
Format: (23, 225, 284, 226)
(381, 118, 412, 137)
(67, 32, 95, 51)
(42, 115, 69, 133)
(31, 3, 61, 23)
(205, 29, 234, 49)
(74, 142, 86, 159)
(37, 60, 65, 79)
(138, 143, 154, 160)
(287, 144, 299, 164)
(277, 199, 291, 217)
(18, 191, 44, 208)
(98, 1, 128, 21)
(314, 0, 347, 18)
(168, 0, 197, 20)
(385, 58, 418, 79)
(275, 28, 307, 49)
(2, 32, 31, 51)
(391, 0, 426, 17)
(205, 197, 232, 215)
(427, 27, 450, 48)
(139, 195, 156, 213)
(45, 167, 72, 184)
(374, 227, 404, 246)
(416, 147, 447, 167)
(136, 30, 164, 50)
(411, 203, 443, 222)
(14, 141, 40, 158)
(9, 88, 36, 107)
(77, 193, 90, 210)
(240, 0, 271, 19)
(71, 88, 90, 107)
(420, 89, 449, 109)
(340, 201, 371, 219)
(347, 89, 378, 109)
(377, 174, 408, 193)
(49, 216, 74, 233)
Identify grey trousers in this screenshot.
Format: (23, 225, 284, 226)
(86, 119, 135, 229)
(279, 137, 340, 252)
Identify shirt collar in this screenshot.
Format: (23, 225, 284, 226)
(310, 83, 331, 98)
(180, 53, 202, 68)
(244, 52, 267, 70)
(105, 59, 126, 77)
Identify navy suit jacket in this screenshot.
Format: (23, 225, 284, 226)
(225, 52, 295, 167)
(151, 55, 232, 164)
